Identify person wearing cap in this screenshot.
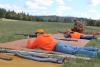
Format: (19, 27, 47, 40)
(64, 29, 97, 40)
(64, 29, 81, 39)
(27, 29, 100, 58)
(27, 29, 56, 51)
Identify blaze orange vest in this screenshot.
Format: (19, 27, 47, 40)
(27, 34, 57, 51)
(70, 32, 80, 39)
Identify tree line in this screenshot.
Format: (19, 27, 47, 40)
(0, 8, 33, 21)
(0, 8, 70, 22)
(86, 19, 100, 27)
(0, 8, 100, 26)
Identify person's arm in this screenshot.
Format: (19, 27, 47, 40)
(27, 36, 38, 49)
(64, 32, 71, 38)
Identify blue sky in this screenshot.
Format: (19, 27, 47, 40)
(0, 0, 100, 19)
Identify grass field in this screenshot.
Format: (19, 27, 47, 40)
(0, 21, 73, 42)
(0, 20, 100, 67)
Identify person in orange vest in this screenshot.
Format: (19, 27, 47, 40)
(27, 29, 56, 51)
(64, 29, 97, 40)
(27, 29, 100, 58)
(64, 29, 80, 39)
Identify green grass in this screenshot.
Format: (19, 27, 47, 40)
(0, 21, 72, 42)
(62, 57, 100, 67)
(0, 20, 100, 67)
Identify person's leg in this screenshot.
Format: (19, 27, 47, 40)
(54, 42, 97, 58)
(64, 34, 69, 38)
(80, 35, 96, 40)
(64, 34, 70, 38)
(76, 48, 97, 58)
(79, 47, 98, 51)
(54, 42, 78, 54)
(15, 51, 64, 64)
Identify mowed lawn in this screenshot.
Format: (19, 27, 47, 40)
(0, 20, 100, 67)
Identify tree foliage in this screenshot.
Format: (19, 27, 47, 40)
(0, 8, 33, 21)
(86, 19, 100, 27)
(0, 8, 6, 18)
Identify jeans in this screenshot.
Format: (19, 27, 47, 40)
(64, 34, 96, 40)
(15, 51, 63, 64)
(54, 42, 98, 58)
(80, 35, 96, 40)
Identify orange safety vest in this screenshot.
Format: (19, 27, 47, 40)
(70, 32, 80, 39)
(27, 34, 57, 51)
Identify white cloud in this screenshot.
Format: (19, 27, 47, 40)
(56, 5, 72, 16)
(84, 7, 100, 19)
(25, 0, 72, 16)
(55, 0, 72, 16)
(26, 1, 47, 10)
(28, 0, 53, 6)
(0, 0, 55, 15)
(89, 0, 100, 6)
(25, 0, 56, 15)
(80, 11, 100, 20)
(0, 4, 24, 13)
(26, 0, 53, 10)
(56, 0, 65, 5)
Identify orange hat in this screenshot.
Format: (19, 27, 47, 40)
(35, 29, 45, 33)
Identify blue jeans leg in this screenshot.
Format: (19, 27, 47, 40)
(79, 47, 98, 51)
(80, 35, 95, 40)
(76, 48, 97, 58)
(54, 42, 97, 58)
(54, 42, 78, 54)
(15, 51, 62, 63)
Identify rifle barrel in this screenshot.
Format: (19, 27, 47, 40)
(15, 33, 37, 38)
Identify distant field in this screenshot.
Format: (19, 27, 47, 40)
(0, 20, 100, 67)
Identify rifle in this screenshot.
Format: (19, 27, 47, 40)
(15, 33, 37, 38)
(55, 38, 78, 42)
